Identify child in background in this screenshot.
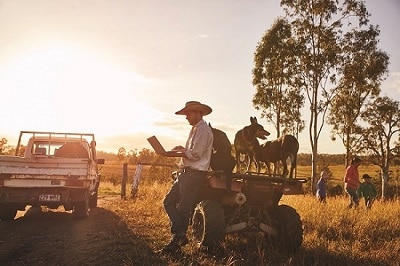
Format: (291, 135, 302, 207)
(316, 171, 328, 203)
(357, 174, 377, 210)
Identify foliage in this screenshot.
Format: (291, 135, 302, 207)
(359, 96, 400, 199)
(253, 18, 305, 138)
(117, 147, 127, 162)
(0, 138, 11, 155)
(253, 0, 386, 192)
(97, 150, 118, 161)
(328, 23, 389, 166)
(0, 138, 7, 155)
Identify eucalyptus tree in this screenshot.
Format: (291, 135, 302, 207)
(328, 25, 389, 167)
(252, 18, 305, 139)
(279, 0, 370, 189)
(360, 96, 400, 199)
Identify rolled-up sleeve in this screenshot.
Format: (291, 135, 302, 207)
(181, 120, 213, 171)
(185, 127, 211, 160)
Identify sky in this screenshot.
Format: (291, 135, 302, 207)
(0, 0, 399, 155)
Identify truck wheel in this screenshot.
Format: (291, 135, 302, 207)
(0, 204, 18, 221)
(191, 200, 225, 251)
(267, 204, 303, 254)
(56, 143, 89, 158)
(89, 193, 98, 208)
(89, 191, 98, 208)
(74, 194, 90, 219)
(89, 180, 100, 208)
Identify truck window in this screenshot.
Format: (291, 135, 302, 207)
(35, 147, 47, 155)
(34, 143, 64, 156)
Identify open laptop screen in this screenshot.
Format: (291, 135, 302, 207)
(147, 136, 184, 157)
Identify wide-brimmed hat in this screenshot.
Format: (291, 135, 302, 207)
(175, 101, 212, 116)
(362, 174, 372, 179)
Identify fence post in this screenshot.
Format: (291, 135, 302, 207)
(131, 163, 143, 199)
(121, 163, 128, 199)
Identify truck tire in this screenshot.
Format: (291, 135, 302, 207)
(0, 204, 18, 221)
(89, 191, 98, 208)
(267, 204, 303, 254)
(55, 143, 89, 158)
(191, 200, 225, 250)
(89, 181, 100, 208)
(74, 193, 90, 219)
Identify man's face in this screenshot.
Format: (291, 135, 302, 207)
(185, 110, 202, 126)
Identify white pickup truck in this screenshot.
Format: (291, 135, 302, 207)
(0, 131, 104, 220)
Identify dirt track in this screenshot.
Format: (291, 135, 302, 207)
(0, 196, 166, 266)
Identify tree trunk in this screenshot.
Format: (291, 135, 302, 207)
(381, 166, 389, 200)
(345, 129, 351, 167)
(310, 101, 319, 193)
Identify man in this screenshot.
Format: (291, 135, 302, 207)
(344, 157, 362, 208)
(160, 101, 214, 253)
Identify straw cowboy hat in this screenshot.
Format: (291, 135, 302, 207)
(175, 101, 212, 116)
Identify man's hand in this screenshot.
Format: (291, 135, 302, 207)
(172, 146, 185, 152)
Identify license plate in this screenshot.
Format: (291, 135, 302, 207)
(39, 194, 61, 201)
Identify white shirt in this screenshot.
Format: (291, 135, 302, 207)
(179, 119, 213, 171)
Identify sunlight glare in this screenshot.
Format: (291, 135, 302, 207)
(0, 43, 163, 138)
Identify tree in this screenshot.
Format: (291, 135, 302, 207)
(253, 18, 305, 138)
(280, 0, 370, 191)
(0, 138, 8, 155)
(360, 96, 400, 200)
(117, 147, 127, 162)
(328, 25, 389, 166)
(127, 149, 139, 165)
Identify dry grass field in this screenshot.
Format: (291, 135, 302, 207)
(98, 162, 400, 265)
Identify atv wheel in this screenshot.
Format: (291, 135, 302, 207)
(191, 200, 225, 250)
(0, 204, 18, 221)
(267, 204, 303, 254)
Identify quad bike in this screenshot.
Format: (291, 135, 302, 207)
(175, 170, 307, 254)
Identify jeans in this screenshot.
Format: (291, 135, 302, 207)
(163, 169, 206, 237)
(345, 187, 359, 208)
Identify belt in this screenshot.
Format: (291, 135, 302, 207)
(181, 167, 206, 173)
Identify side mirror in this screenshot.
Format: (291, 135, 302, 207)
(97, 158, 105, 164)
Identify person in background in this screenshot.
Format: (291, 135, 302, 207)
(159, 101, 214, 253)
(344, 157, 362, 208)
(316, 171, 328, 203)
(357, 174, 377, 210)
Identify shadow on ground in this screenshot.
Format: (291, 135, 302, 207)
(0, 206, 166, 265)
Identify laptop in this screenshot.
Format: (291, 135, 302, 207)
(147, 136, 184, 157)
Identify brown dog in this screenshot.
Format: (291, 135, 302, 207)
(234, 117, 270, 173)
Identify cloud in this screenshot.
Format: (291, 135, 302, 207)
(387, 72, 400, 92)
(192, 34, 208, 40)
